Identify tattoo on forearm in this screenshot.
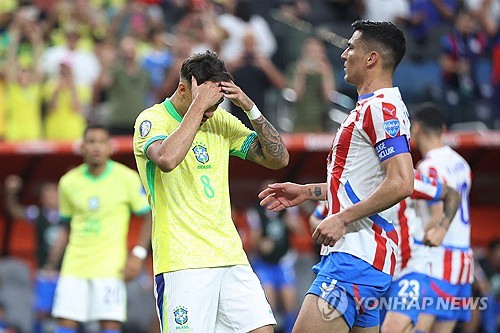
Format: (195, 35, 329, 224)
(308, 187, 322, 198)
(247, 116, 286, 163)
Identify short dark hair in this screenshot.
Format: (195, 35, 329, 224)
(180, 50, 233, 86)
(83, 124, 110, 139)
(351, 20, 406, 72)
(412, 102, 446, 135)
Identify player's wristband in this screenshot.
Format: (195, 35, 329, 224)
(131, 245, 148, 260)
(244, 105, 262, 120)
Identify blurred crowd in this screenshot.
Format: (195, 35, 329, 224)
(0, 0, 499, 143)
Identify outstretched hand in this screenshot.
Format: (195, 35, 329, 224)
(258, 182, 307, 212)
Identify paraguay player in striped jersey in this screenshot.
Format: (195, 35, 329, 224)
(380, 171, 461, 333)
(259, 21, 413, 333)
(411, 104, 473, 333)
(133, 50, 289, 333)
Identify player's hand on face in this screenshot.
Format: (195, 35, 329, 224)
(190, 76, 224, 112)
(220, 81, 253, 111)
(312, 214, 347, 247)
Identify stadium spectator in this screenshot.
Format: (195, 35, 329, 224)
(218, 0, 277, 63)
(4, 175, 62, 333)
(472, 0, 500, 129)
(40, 23, 101, 87)
(46, 125, 152, 333)
(43, 61, 88, 141)
(405, 0, 459, 54)
(269, 0, 311, 72)
(161, 33, 196, 97)
(227, 29, 287, 128)
(361, 0, 410, 25)
(439, 8, 488, 126)
(411, 103, 473, 333)
(141, 27, 173, 106)
(172, 0, 226, 55)
(94, 35, 151, 135)
(289, 36, 337, 132)
(3, 9, 44, 142)
(133, 50, 289, 332)
(259, 20, 413, 332)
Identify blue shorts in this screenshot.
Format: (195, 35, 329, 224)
(34, 272, 58, 313)
(251, 258, 295, 289)
(380, 272, 431, 325)
(421, 277, 472, 322)
(307, 253, 392, 329)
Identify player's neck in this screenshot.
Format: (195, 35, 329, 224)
(169, 93, 187, 118)
(356, 76, 393, 97)
(420, 137, 443, 157)
(86, 162, 107, 177)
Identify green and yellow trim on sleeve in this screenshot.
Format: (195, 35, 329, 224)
(230, 132, 257, 159)
(134, 206, 151, 216)
(143, 135, 168, 156)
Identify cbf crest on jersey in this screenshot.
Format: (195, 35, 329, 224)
(139, 120, 152, 137)
(192, 143, 209, 164)
(88, 197, 99, 211)
(173, 306, 188, 325)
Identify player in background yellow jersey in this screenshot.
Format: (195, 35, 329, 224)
(133, 50, 289, 333)
(45, 125, 152, 333)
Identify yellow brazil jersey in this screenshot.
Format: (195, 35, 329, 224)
(133, 99, 257, 274)
(5, 83, 42, 141)
(58, 160, 150, 278)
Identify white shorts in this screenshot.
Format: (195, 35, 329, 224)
(154, 265, 276, 333)
(52, 276, 127, 323)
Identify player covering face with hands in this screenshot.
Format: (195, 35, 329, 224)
(133, 50, 288, 333)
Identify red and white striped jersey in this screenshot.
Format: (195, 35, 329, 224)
(417, 145, 473, 284)
(323, 87, 411, 276)
(393, 171, 443, 279)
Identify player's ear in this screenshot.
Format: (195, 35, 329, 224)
(366, 51, 378, 67)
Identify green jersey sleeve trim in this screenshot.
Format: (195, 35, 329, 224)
(146, 160, 156, 205)
(60, 215, 71, 223)
(143, 135, 168, 157)
(230, 132, 257, 159)
(134, 206, 151, 215)
(162, 98, 182, 123)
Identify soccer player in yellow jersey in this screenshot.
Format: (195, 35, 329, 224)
(133, 50, 289, 332)
(46, 125, 152, 333)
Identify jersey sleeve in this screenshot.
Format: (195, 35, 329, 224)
(220, 109, 257, 160)
(134, 109, 169, 160)
(58, 175, 72, 222)
(125, 169, 151, 215)
(417, 159, 442, 183)
(359, 99, 411, 162)
(411, 171, 443, 202)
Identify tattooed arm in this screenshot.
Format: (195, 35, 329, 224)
(221, 80, 289, 170)
(246, 115, 289, 170)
